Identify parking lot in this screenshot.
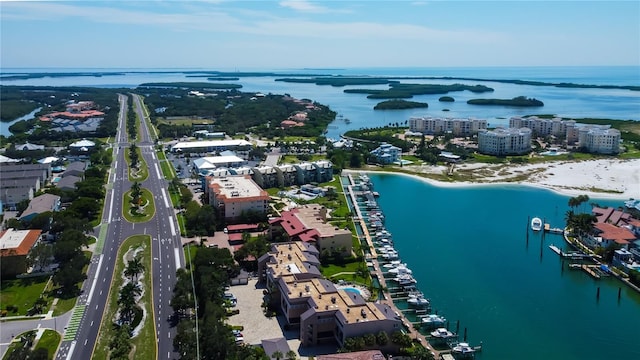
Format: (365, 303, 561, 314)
(226, 279, 301, 355)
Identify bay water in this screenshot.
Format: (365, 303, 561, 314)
(368, 173, 640, 359)
(1, 66, 639, 139)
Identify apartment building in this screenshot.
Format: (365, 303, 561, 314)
(205, 175, 270, 221)
(477, 127, 532, 156)
(409, 117, 487, 136)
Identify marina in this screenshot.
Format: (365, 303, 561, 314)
(344, 173, 482, 358)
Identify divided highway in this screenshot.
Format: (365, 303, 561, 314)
(55, 93, 183, 360)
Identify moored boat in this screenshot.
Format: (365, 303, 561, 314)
(531, 217, 542, 231)
(421, 314, 446, 328)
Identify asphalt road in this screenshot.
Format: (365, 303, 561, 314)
(50, 93, 183, 360)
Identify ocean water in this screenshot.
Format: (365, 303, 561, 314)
(1, 66, 639, 139)
(368, 173, 640, 360)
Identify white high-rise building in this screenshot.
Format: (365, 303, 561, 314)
(477, 128, 532, 156)
(409, 117, 487, 136)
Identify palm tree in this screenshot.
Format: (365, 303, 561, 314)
(285, 350, 297, 360)
(271, 350, 284, 360)
(118, 282, 142, 325)
(125, 256, 144, 282)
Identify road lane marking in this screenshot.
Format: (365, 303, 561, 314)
(168, 216, 176, 236)
(174, 248, 181, 269)
(86, 255, 103, 304)
(154, 163, 161, 179)
(161, 188, 170, 208)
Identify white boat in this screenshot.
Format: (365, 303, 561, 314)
(388, 264, 413, 275)
(452, 342, 476, 357)
(531, 217, 542, 231)
(407, 294, 429, 307)
(393, 274, 416, 286)
(421, 314, 446, 327)
(430, 327, 455, 339)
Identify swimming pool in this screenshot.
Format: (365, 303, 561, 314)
(341, 287, 362, 295)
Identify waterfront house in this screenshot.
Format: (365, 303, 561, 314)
(370, 143, 401, 164)
(477, 127, 532, 156)
(587, 222, 636, 249)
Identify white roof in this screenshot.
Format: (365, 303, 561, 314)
(69, 139, 96, 148)
(0, 155, 19, 163)
(0, 229, 31, 250)
(38, 156, 60, 164)
(172, 139, 250, 150)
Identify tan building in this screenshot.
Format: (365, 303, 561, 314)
(409, 116, 487, 136)
(257, 242, 402, 348)
(269, 204, 353, 256)
(205, 175, 270, 221)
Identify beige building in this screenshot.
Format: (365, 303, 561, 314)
(205, 175, 270, 221)
(477, 127, 532, 156)
(269, 204, 353, 256)
(257, 242, 402, 347)
(409, 117, 487, 136)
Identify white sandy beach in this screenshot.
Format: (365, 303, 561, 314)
(346, 158, 640, 200)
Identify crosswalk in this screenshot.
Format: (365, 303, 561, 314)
(63, 305, 86, 341)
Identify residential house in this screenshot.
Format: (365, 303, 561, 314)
(0, 229, 42, 279)
(19, 194, 61, 222)
(370, 143, 401, 164)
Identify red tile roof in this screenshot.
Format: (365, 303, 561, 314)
(0, 229, 42, 257)
(594, 223, 636, 244)
(228, 233, 243, 242)
(226, 223, 259, 232)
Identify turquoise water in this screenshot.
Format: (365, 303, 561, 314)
(368, 173, 640, 360)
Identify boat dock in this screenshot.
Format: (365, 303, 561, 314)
(344, 172, 483, 358)
(569, 264, 604, 279)
(544, 223, 565, 234)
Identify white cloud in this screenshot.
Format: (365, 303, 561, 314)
(279, 0, 330, 13)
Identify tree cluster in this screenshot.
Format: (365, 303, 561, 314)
(170, 247, 264, 360)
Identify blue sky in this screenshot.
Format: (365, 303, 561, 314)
(1, 0, 639, 69)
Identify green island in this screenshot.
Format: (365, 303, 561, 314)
(373, 99, 429, 110)
(467, 96, 544, 107)
(0, 72, 126, 81)
(344, 83, 494, 99)
(275, 77, 399, 86)
(439, 96, 455, 102)
(138, 82, 242, 89)
(207, 77, 240, 81)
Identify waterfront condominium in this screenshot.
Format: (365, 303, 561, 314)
(408, 116, 487, 136)
(477, 127, 532, 156)
(257, 242, 402, 348)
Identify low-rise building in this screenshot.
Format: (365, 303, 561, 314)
(370, 143, 401, 164)
(0, 229, 42, 279)
(257, 242, 401, 348)
(19, 194, 61, 222)
(477, 127, 532, 156)
(205, 175, 270, 221)
(269, 204, 353, 256)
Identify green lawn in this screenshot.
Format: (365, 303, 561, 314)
(0, 276, 49, 316)
(122, 188, 156, 223)
(280, 154, 327, 164)
(320, 261, 370, 285)
(124, 146, 149, 182)
(183, 244, 199, 270)
(156, 117, 214, 126)
(2, 330, 35, 360)
(34, 329, 61, 360)
(93, 235, 155, 360)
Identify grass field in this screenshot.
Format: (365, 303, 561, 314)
(0, 276, 49, 316)
(93, 235, 155, 360)
(35, 329, 61, 360)
(320, 261, 369, 285)
(156, 117, 214, 126)
(123, 188, 156, 223)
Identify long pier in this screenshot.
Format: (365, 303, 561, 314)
(344, 172, 443, 358)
